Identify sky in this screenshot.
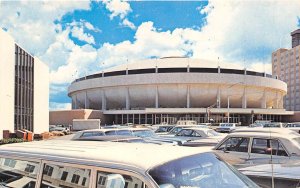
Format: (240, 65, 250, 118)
(0, 0, 300, 110)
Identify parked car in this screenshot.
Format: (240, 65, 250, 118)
(161, 125, 202, 136)
(215, 123, 237, 133)
(263, 122, 285, 128)
(49, 124, 70, 135)
(129, 128, 187, 145)
(174, 127, 224, 140)
(72, 128, 132, 139)
(285, 122, 300, 134)
(73, 135, 145, 143)
(214, 131, 300, 167)
(0, 141, 260, 188)
(174, 128, 226, 147)
(154, 125, 175, 134)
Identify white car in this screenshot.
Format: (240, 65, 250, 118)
(214, 131, 300, 167)
(285, 122, 300, 134)
(49, 125, 70, 135)
(216, 123, 237, 133)
(0, 141, 259, 188)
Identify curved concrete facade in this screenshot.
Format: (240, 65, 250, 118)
(69, 59, 287, 110)
(68, 58, 289, 125)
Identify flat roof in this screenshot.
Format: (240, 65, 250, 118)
(0, 141, 212, 170)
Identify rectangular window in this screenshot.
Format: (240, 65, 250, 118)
(4, 158, 17, 168)
(41, 163, 90, 188)
(216, 137, 249, 152)
(251, 138, 288, 156)
(43, 165, 54, 176)
(61, 171, 68, 181)
(25, 164, 35, 173)
(82, 177, 87, 186)
(71, 174, 80, 184)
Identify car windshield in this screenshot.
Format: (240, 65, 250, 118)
(220, 124, 233, 127)
(263, 124, 280, 128)
(169, 127, 185, 134)
(287, 123, 300, 127)
(105, 130, 132, 136)
(207, 130, 221, 136)
(132, 130, 156, 138)
(149, 152, 258, 188)
(156, 126, 174, 133)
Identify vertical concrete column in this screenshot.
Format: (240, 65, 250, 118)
(84, 91, 90, 109)
(279, 93, 284, 108)
(242, 87, 247, 108)
(187, 85, 190, 108)
(217, 86, 221, 108)
(261, 90, 267, 108)
(218, 66, 220, 73)
(155, 85, 159, 108)
(102, 90, 106, 111)
(126, 87, 130, 110)
(74, 95, 78, 109)
(275, 92, 279, 109)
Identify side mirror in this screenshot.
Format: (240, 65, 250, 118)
(223, 147, 229, 153)
(105, 174, 125, 188)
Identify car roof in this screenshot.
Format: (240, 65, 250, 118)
(0, 141, 212, 170)
(234, 128, 296, 134)
(181, 127, 211, 131)
(228, 131, 299, 139)
(73, 135, 139, 141)
(127, 128, 152, 131)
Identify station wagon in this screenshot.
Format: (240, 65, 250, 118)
(0, 141, 259, 188)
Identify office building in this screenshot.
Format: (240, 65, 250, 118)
(0, 29, 49, 139)
(272, 29, 300, 111)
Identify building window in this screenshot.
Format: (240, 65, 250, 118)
(61, 171, 68, 181)
(71, 174, 80, 184)
(41, 164, 90, 188)
(98, 175, 106, 186)
(82, 177, 87, 186)
(4, 159, 17, 168)
(43, 165, 54, 176)
(25, 164, 35, 173)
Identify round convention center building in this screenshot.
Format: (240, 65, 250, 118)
(68, 57, 291, 125)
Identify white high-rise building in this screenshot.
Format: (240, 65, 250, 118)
(0, 29, 49, 139)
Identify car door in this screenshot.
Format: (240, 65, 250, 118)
(215, 137, 250, 166)
(248, 138, 289, 164)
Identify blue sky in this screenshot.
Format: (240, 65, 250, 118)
(0, 0, 300, 110)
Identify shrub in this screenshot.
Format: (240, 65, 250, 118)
(0, 138, 26, 145)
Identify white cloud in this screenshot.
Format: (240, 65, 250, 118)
(122, 18, 136, 29)
(102, 0, 131, 19)
(50, 43, 98, 84)
(71, 26, 95, 44)
(50, 102, 71, 111)
(0, 1, 91, 56)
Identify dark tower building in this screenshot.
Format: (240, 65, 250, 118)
(291, 29, 300, 48)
